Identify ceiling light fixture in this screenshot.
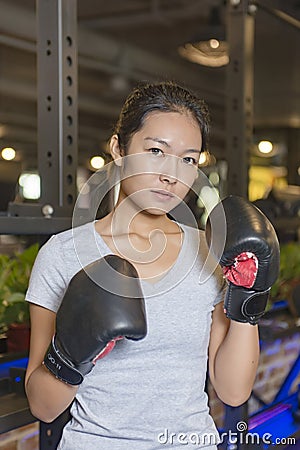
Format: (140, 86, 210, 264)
(178, 6, 229, 68)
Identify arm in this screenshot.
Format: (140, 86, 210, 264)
(208, 302, 259, 406)
(25, 304, 78, 423)
(25, 255, 147, 422)
(206, 195, 280, 406)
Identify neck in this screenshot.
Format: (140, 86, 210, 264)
(111, 198, 172, 237)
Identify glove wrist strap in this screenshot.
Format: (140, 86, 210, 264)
(43, 336, 84, 386)
(224, 284, 270, 325)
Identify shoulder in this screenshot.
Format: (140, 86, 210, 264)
(40, 221, 93, 249)
(55, 220, 95, 247)
(25, 221, 103, 312)
(33, 221, 101, 280)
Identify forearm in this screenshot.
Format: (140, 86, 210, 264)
(211, 321, 259, 406)
(26, 363, 78, 423)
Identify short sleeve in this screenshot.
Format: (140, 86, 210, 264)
(25, 235, 70, 313)
(213, 265, 227, 306)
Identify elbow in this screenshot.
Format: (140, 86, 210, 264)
(31, 409, 59, 424)
(215, 388, 252, 408)
(222, 396, 249, 408)
(25, 383, 65, 423)
(27, 400, 60, 423)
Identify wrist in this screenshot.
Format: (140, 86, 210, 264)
(228, 318, 258, 329)
(224, 284, 270, 325)
(43, 336, 84, 386)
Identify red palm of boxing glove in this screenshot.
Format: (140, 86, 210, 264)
(222, 251, 258, 289)
(206, 196, 280, 325)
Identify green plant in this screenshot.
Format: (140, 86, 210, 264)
(0, 243, 39, 331)
(270, 241, 300, 302)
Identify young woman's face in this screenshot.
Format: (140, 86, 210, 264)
(116, 111, 202, 215)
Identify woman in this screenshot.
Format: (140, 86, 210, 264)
(25, 81, 260, 449)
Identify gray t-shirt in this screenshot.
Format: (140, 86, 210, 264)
(26, 221, 225, 449)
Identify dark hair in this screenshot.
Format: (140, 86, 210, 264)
(113, 81, 210, 153)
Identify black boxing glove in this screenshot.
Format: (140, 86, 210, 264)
(43, 255, 147, 385)
(206, 195, 280, 325)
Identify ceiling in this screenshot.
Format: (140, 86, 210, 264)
(0, 0, 299, 177)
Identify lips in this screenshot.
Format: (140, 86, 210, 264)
(150, 189, 175, 201)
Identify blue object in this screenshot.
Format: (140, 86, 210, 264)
(0, 357, 28, 378)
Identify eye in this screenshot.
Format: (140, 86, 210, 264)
(182, 156, 198, 165)
(148, 148, 164, 156)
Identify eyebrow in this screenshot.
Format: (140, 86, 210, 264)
(144, 137, 201, 154)
(144, 137, 171, 147)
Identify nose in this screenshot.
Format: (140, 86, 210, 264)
(158, 154, 178, 184)
(159, 173, 177, 184)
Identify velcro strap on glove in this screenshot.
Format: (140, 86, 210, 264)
(43, 336, 84, 386)
(224, 284, 270, 325)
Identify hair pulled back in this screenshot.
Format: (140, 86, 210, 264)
(113, 81, 210, 153)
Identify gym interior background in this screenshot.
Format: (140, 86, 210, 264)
(0, 0, 299, 449)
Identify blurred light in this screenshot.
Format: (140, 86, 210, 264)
(199, 152, 208, 165)
(198, 151, 216, 167)
(19, 173, 40, 199)
(18, 173, 28, 187)
(90, 156, 105, 170)
(209, 171, 220, 185)
(209, 39, 220, 49)
(298, 166, 300, 176)
(258, 140, 273, 154)
(1, 147, 16, 160)
(197, 185, 220, 214)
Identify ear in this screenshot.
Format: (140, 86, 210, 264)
(110, 135, 123, 167)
